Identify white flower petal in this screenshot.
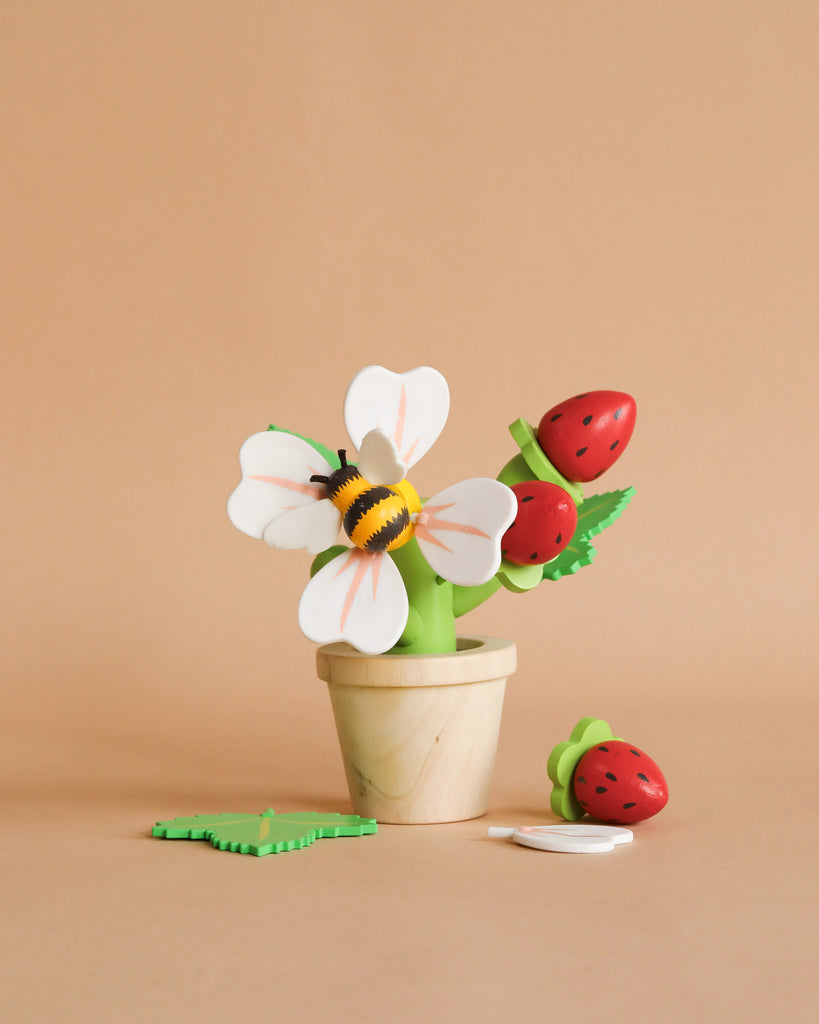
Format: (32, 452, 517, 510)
(356, 428, 406, 486)
(227, 431, 332, 539)
(414, 478, 516, 587)
(298, 549, 408, 655)
(344, 366, 449, 471)
(262, 499, 341, 554)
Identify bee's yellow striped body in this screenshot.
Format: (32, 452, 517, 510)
(327, 465, 416, 553)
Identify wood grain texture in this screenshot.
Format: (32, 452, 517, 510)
(321, 637, 516, 822)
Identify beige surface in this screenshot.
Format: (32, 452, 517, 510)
(1, 2, 817, 1021)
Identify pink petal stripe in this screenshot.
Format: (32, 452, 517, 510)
(402, 437, 419, 465)
(413, 523, 452, 552)
(248, 475, 324, 499)
(394, 384, 406, 450)
(414, 505, 491, 555)
(420, 514, 491, 539)
(332, 550, 380, 633)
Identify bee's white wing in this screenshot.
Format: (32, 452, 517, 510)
(357, 428, 406, 486)
(298, 549, 409, 655)
(413, 478, 517, 587)
(227, 431, 333, 539)
(344, 366, 449, 472)
(262, 499, 341, 554)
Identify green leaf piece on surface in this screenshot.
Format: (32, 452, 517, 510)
(267, 425, 342, 470)
(547, 717, 622, 821)
(542, 487, 635, 582)
(152, 809, 377, 856)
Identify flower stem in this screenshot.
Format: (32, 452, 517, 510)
(388, 539, 457, 654)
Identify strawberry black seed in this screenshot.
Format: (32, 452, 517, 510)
(579, 800, 588, 807)
(605, 772, 617, 781)
(598, 745, 609, 752)
(574, 394, 589, 399)
(637, 773, 649, 782)
(595, 786, 607, 794)
(610, 440, 620, 451)
(550, 413, 562, 422)
(577, 776, 586, 784)
(555, 533, 562, 544)
(593, 470, 604, 479)
(521, 495, 534, 502)
(623, 802, 636, 809)
(614, 408, 623, 420)
(529, 552, 538, 560)
(583, 415, 593, 425)
(630, 750, 640, 756)
(576, 447, 588, 457)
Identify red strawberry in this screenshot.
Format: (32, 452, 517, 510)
(573, 741, 668, 825)
(501, 481, 577, 565)
(537, 391, 636, 483)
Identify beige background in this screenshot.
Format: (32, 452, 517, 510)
(2, 2, 817, 1021)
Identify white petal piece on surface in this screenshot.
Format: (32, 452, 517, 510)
(298, 548, 409, 655)
(356, 428, 406, 486)
(488, 824, 633, 854)
(414, 478, 517, 587)
(262, 499, 341, 554)
(227, 431, 333, 539)
(344, 366, 450, 472)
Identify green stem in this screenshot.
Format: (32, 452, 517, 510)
(451, 577, 502, 618)
(388, 539, 457, 654)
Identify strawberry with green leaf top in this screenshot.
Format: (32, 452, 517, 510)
(548, 717, 668, 825)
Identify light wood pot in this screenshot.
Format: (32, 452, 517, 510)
(316, 636, 516, 824)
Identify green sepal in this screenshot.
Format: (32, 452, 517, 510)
(267, 424, 341, 470)
(547, 718, 622, 821)
(502, 419, 584, 505)
(496, 559, 543, 593)
(152, 809, 377, 856)
(542, 486, 636, 582)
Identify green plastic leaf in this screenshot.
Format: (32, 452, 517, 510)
(542, 487, 635, 582)
(152, 809, 377, 856)
(267, 425, 341, 470)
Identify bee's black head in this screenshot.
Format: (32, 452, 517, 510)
(311, 449, 360, 496)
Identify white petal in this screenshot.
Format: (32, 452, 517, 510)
(356, 428, 406, 486)
(344, 366, 449, 471)
(503, 824, 633, 854)
(298, 549, 408, 655)
(227, 431, 332, 539)
(414, 478, 517, 587)
(262, 499, 341, 554)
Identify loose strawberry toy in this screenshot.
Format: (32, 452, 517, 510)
(547, 717, 668, 825)
(501, 481, 578, 566)
(537, 391, 636, 483)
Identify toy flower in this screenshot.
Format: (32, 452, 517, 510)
(228, 366, 516, 655)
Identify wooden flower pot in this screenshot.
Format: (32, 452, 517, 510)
(316, 636, 516, 824)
